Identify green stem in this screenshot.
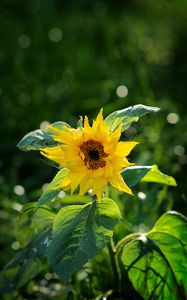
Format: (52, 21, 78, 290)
(105, 186, 121, 293)
(107, 238, 120, 293)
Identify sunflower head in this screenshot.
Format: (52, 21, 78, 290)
(41, 109, 138, 199)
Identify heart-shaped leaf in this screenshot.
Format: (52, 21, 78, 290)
(17, 122, 70, 151)
(141, 165, 177, 186)
(105, 104, 160, 132)
(122, 165, 176, 187)
(118, 211, 187, 300)
(17, 129, 59, 151)
(47, 198, 121, 283)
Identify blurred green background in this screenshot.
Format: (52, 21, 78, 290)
(0, 0, 187, 298)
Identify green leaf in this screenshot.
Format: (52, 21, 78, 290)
(32, 207, 56, 226)
(17, 121, 71, 151)
(45, 121, 71, 134)
(21, 202, 38, 212)
(17, 257, 41, 288)
(37, 168, 69, 207)
(17, 129, 59, 151)
(122, 165, 176, 187)
(60, 194, 91, 205)
(105, 104, 160, 132)
(47, 198, 121, 283)
(118, 211, 187, 300)
(77, 116, 83, 128)
(122, 166, 152, 187)
(14, 205, 54, 247)
(141, 165, 177, 186)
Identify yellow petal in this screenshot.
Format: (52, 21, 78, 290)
(111, 123, 123, 142)
(83, 115, 92, 136)
(92, 108, 105, 132)
(47, 125, 66, 136)
(48, 126, 76, 145)
(107, 154, 125, 172)
(104, 161, 114, 178)
(122, 157, 134, 168)
(40, 147, 66, 166)
(67, 157, 86, 172)
(41, 146, 64, 156)
(92, 178, 107, 199)
(69, 171, 87, 193)
(109, 174, 133, 195)
(115, 141, 138, 157)
(92, 167, 104, 178)
(79, 174, 93, 195)
(59, 175, 71, 189)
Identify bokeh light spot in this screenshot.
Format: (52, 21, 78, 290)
(18, 35, 31, 48)
(174, 145, 185, 156)
(45, 273, 53, 280)
(12, 203, 23, 212)
(137, 192, 147, 200)
(40, 121, 50, 130)
(58, 190, 66, 198)
(11, 241, 20, 250)
(42, 183, 49, 191)
(40, 279, 47, 286)
(49, 27, 63, 42)
(13, 185, 25, 196)
(116, 85, 128, 98)
(167, 113, 179, 124)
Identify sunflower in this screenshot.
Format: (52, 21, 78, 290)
(41, 109, 138, 199)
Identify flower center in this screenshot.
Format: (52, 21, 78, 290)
(80, 140, 108, 170)
(89, 150, 99, 161)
